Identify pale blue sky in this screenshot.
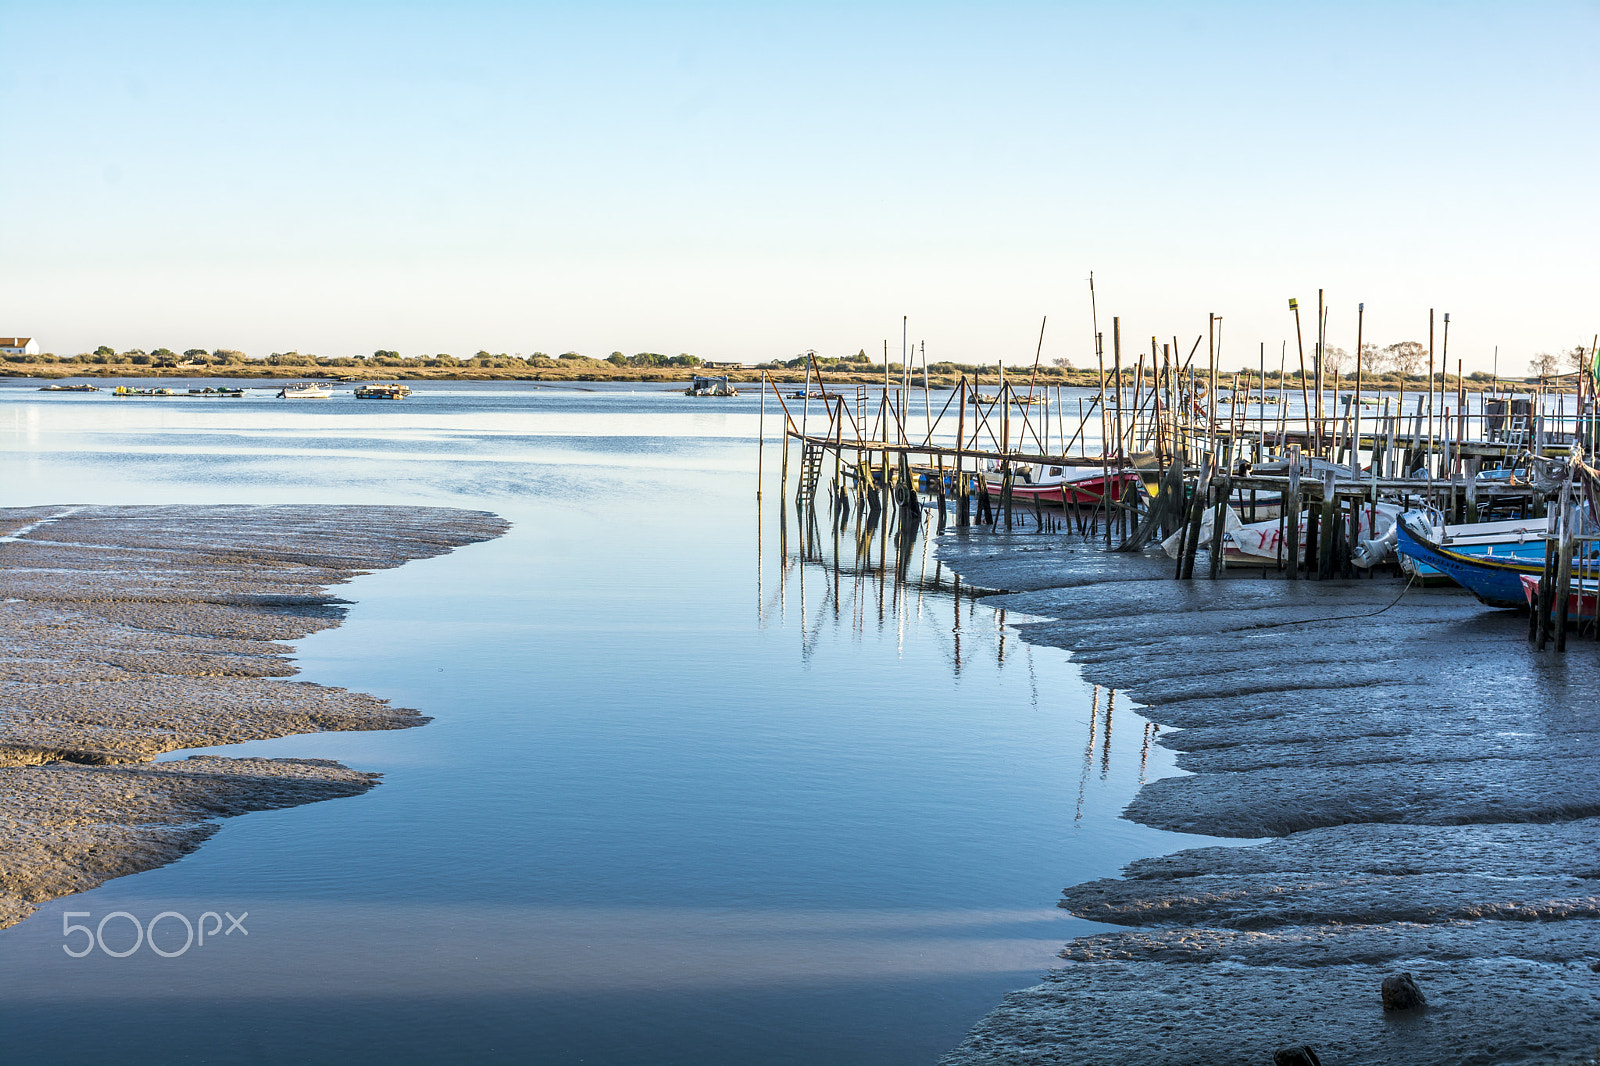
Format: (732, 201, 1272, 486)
(2, 1, 1595, 369)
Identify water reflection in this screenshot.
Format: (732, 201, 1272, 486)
(0, 385, 1217, 1066)
(762, 474, 1149, 830)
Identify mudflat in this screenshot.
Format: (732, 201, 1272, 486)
(936, 530, 1600, 1065)
(0, 504, 507, 932)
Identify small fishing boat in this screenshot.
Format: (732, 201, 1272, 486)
(970, 393, 1046, 407)
(38, 384, 99, 392)
(1396, 514, 1551, 584)
(185, 387, 243, 397)
(913, 467, 983, 495)
(1394, 512, 1549, 608)
(277, 382, 333, 399)
(1216, 501, 1403, 568)
(1519, 574, 1600, 622)
(686, 375, 737, 397)
(355, 382, 412, 399)
(983, 463, 1141, 506)
(789, 389, 829, 400)
(113, 386, 178, 397)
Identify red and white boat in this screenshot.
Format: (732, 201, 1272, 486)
(982, 463, 1142, 506)
(1519, 573, 1600, 620)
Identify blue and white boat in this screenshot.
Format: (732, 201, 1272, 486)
(1397, 514, 1550, 584)
(1395, 512, 1548, 609)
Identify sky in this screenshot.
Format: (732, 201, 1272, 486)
(1, 1, 1596, 371)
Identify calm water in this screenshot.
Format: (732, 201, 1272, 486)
(0, 379, 1220, 1065)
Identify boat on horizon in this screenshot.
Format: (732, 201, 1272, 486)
(278, 382, 333, 399)
(355, 382, 412, 399)
(686, 375, 737, 397)
(970, 393, 1046, 407)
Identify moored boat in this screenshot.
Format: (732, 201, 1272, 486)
(1395, 512, 1549, 609)
(983, 463, 1142, 506)
(278, 382, 333, 399)
(355, 382, 412, 399)
(686, 375, 737, 397)
(970, 393, 1046, 406)
(1219, 501, 1402, 568)
(38, 384, 99, 392)
(1519, 574, 1600, 622)
(1397, 515, 1551, 585)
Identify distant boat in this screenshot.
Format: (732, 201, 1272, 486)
(38, 384, 99, 392)
(278, 382, 333, 399)
(686, 375, 737, 397)
(970, 393, 1046, 407)
(113, 385, 241, 398)
(355, 382, 411, 399)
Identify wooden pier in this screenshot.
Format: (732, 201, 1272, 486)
(758, 323, 1600, 648)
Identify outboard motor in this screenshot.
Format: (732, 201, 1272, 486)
(1352, 523, 1398, 569)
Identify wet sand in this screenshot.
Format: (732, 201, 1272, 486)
(935, 531, 1600, 1064)
(0, 505, 507, 931)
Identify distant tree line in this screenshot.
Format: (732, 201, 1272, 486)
(5, 341, 1591, 384)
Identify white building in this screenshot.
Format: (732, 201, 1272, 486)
(0, 337, 40, 356)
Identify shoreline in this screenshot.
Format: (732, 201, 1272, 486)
(0, 504, 507, 932)
(933, 530, 1600, 1064)
(0, 365, 1564, 392)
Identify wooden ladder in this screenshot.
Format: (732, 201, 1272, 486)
(796, 442, 825, 507)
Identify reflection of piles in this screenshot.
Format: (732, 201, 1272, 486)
(768, 462, 1016, 677)
(1100, 689, 1115, 780)
(1075, 686, 1101, 823)
(1139, 721, 1159, 785)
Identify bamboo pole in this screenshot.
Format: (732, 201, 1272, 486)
(1257, 341, 1267, 459)
(1427, 310, 1436, 475)
(955, 377, 968, 527)
(1276, 340, 1289, 448)
(1113, 316, 1124, 464)
(1207, 313, 1217, 464)
(1353, 302, 1365, 477)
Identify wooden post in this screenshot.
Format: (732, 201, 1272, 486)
(1440, 313, 1452, 472)
(1180, 455, 1212, 579)
(1555, 453, 1576, 650)
(955, 378, 968, 527)
(1314, 290, 1326, 455)
(1208, 474, 1231, 579)
(1286, 445, 1302, 578)
(1207, 313, 1217, 466)
(757, 371, 767, 501)
(1290, 298, 1313, 454)
(1317, 471, 1336, 578)
(1537, 533, 1555, 649)
(1352, 302, 1365, 478)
